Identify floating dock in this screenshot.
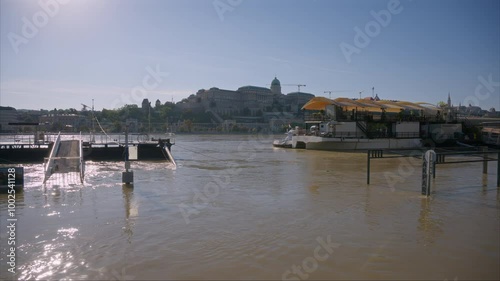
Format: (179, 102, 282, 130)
(0, 136, 174, 164)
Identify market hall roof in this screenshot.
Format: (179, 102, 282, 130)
(302, 97, 440, 115)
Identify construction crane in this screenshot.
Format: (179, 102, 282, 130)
(265, 82, 306, 93)
(355, 87, 375, 99)
(81, 100, 94, 113)
(324, 90, 350, 99)
(282, 84, 306, 92)
(358, 90, 365, 99)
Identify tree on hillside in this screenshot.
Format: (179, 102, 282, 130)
(437, 101, 447, 108)
(113, 121, 122, 132)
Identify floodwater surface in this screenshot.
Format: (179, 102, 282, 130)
(0, 134, 498, 280)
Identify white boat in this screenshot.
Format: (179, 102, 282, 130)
(291, 133, 422, 150)
(273, 129, 295, 148)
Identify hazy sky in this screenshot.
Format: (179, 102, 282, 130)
(1, 0, 499, 110)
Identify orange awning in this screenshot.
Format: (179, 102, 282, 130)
(302, 97, 440, 114)
(301, 97, 335, 111)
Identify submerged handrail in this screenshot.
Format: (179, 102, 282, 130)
(164, 145, 177, 168)
(79, 132, 84, 183)
(43, 132, 61, 184)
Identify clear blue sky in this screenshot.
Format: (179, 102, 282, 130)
(1, 0, 499, 111)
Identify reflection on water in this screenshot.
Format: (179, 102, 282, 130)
(122, 186, 137, 243)
(0, 135, 499, 280)
(418, 198, 443, 245)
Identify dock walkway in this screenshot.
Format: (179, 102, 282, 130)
(53, 140, 80, 173)
(44, 134, 84, 183)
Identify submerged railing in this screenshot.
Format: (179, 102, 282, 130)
(43, 132, 61, 183)
(366, 147, 500, 196)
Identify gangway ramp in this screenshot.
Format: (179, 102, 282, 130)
(43, 133, 84, 184)
(164, 145, 177, 168)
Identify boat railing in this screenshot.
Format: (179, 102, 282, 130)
(0, 134, 33, 144)
(2, 132, 176, 146)
(165, 133, 176, 145)
(320, 131, 421, 139)
(304, 115, 331, 122)
(322, 132, 367, 138)
(394, 132, 421, 139)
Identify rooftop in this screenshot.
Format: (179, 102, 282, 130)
(237, 86, 272, 93)
(302, 97, 440, 114)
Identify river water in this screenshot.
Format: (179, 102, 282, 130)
(0, 134, 499, 280)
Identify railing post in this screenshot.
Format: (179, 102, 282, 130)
(433, 155, 437, 179)
(421, 154, 427, 195)
(482, 147, 488, 174)
(367, 150, 371, 185)
(497, 151, 499, 188)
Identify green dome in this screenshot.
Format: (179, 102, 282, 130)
(271, 77, 280, 86)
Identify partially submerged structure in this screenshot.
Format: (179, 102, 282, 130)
(283, 97, 462, 151)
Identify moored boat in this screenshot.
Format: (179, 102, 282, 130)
(273, 129, 295, 148)
(283, 96, 463, 151)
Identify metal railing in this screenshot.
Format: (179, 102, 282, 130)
(43, 132, 61, 183)
(304, 115, 330, 122)
(79, 132, 84, 184)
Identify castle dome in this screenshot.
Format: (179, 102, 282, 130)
(271, 77, 281, 86)
(270, 76, 282, 95)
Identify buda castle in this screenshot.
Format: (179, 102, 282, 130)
(177, 77, 315, 117)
